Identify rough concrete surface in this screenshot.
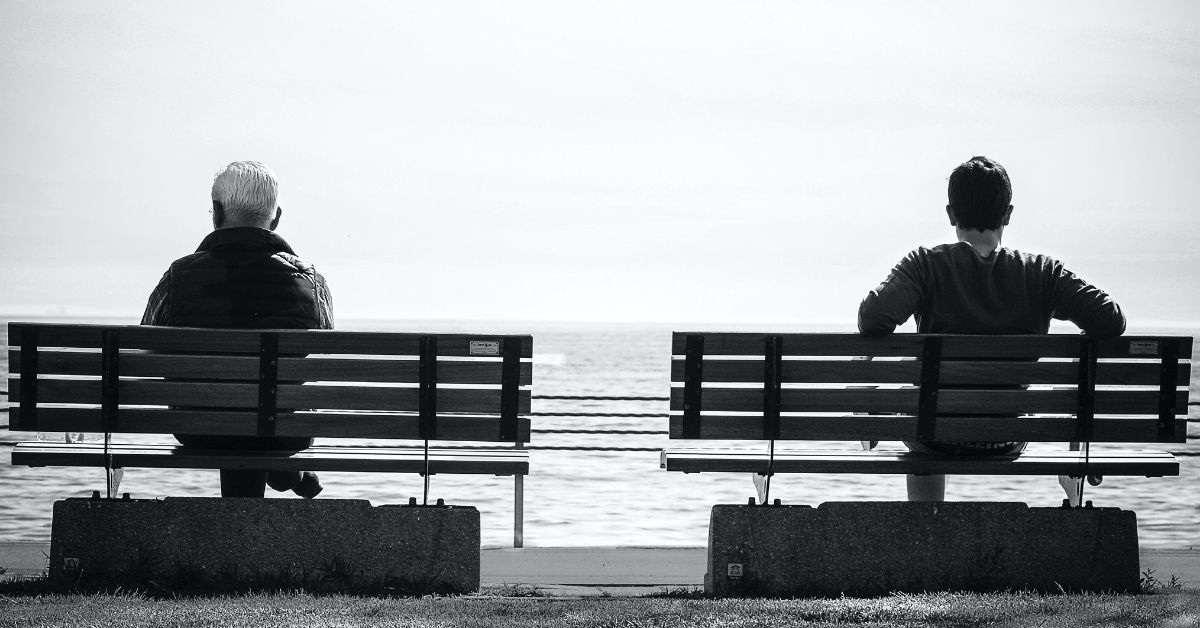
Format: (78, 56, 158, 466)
(49, 497, 479, 593)
(707, 501, 1141, 597)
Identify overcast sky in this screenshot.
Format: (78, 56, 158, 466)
(2, 1, 1197, 328)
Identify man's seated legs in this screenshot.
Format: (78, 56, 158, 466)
(175, 434, 320, 498)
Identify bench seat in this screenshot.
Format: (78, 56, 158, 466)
(661, 447, 1178, 476)
(13, 442, 529, 475)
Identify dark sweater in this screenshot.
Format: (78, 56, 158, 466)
(858, 242, 1124, 337)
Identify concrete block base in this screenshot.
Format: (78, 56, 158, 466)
(49, 497, 479, 594)
(707, 502, 1140, 597)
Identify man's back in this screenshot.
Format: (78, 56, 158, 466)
(142, 227, 332, 329)
(859, 242, 1125, 337)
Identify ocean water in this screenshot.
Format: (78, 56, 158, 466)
(1, 317, 1197, 549)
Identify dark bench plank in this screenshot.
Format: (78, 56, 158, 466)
(9, 324, 534, 358)
(9, 351, 533, 385)
(15, 408, 533, 441)
(669, 387, 1186, 415)
(672, 333, 1191, 360)
(667, 415, 1187, 443)
(671, 359, 1190, 387)
(13, 443, 529, 475)
(279, 358, 532, 385)
(11, 377, 532, 408)
(661, 448, 1179, 477)
(11, 380, 533, 414)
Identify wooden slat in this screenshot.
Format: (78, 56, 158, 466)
(278, 332, 534, 358)
(660, 447, 1179, 476)
(11, 443, 529, 475)
(671, 332, 1192, 360)
(14, 380, 531, 413)
(11, 323, 262, 352)
(8, 323, 534, 358)
(7, 407, 259, 435)
(667, 415, 1189, 443)
(277, 357, 533, 385)
(670, 359, 1190, 387)
(10, 351, 259, 379)
(8, 408, 532, 442)
(668, 387, 1187, 415)
(672, 333, 925, 357)
(10, 323, 103, 349)
(278, 385, 531, 414)
(5, 351, 533, 386)
(943, 336, 1192, 360)
(275, 414, 532, 442)
(18, 379, 259, 407)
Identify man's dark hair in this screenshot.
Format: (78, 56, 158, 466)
(947, 156, 1012, 231)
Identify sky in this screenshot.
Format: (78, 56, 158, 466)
(1, 1, 1198, 328)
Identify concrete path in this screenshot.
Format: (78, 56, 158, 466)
(3, 541, 1196, 594)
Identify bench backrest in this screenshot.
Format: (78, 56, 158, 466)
(670, 332, 1190, 444)
(9, 323, 532, 443)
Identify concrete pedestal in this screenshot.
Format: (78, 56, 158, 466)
(49, 497, 479, 594)
(707, 502, 1140, 597)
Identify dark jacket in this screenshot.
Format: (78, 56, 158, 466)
(142, 227, 332, 452)
(142, 228, 333, 329)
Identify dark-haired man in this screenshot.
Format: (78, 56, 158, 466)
(858, 156, 1125, 502)
(143, 160, 333, 499)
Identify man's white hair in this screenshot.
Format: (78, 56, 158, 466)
(211, 161, 279, 224)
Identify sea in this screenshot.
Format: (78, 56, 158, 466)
(2, 317, 1197, 549)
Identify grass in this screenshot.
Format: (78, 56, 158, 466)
(1141, 568, 1185, 594)
(0, 590, 1196, 627)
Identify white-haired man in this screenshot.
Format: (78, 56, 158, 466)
(142, 161, 333, 498)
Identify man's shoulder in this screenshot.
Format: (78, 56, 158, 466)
(273, 251, 327, 281)
(997, 247, 1062, 270)
(163, 251, 209, 271)
(899, 242, 961, 263)
(911, 244, 1061, 266)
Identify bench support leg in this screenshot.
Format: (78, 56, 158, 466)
(1059, 475, 1083, 507)
(752, 474, 768, 504)
(106, 468, 124, 498)
(906, 474, 946, 501)
(514, 475, 524, 548)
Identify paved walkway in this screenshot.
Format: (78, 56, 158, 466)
(3, 542, 1196, 594)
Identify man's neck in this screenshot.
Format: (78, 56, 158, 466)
(214, 222, 272, 231)
(956, 227, 1003, 257)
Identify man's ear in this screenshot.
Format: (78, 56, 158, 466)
(945, 205, 958, 227)
(212, 200, 226, 229)
(269, 206, 282, 231)
(1001, 204, 1013, 226)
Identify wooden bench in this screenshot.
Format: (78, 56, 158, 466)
(7, 322, 532, 544)
(661, 332, 1190, 492)
(662, 331, 1192, 595)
